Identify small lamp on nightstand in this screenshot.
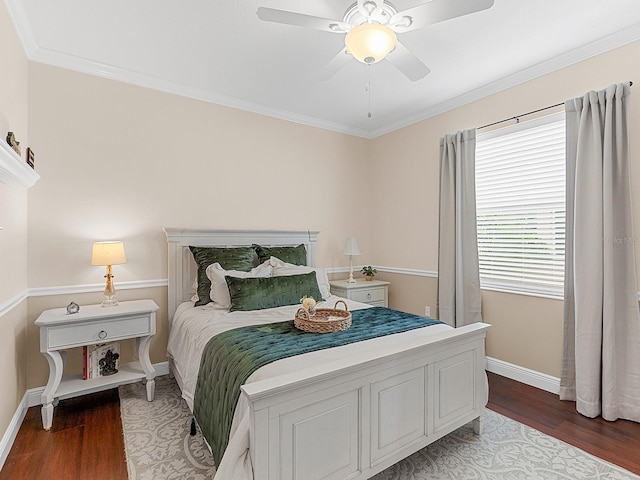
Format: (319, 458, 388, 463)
(342, 237, 361, 283)
(92, 241, 127, 307)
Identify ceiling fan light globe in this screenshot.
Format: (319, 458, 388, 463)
(345, 23, 397, 64)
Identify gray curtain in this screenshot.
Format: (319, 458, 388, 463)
(437, 129, 482, 327)
(561, 82, 640, 422)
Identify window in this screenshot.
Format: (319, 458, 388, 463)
(475, 113, 565, 297)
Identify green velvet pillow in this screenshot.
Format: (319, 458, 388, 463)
(252, 244, 307, 266)
(226, 272, 321, 312)
(190, 246, 255, 306)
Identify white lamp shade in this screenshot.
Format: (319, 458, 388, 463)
(92, 241, 127, 266)
(345, 23, 397, 64)
(342, 237, 362, 256)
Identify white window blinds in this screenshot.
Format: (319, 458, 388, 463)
(475, 112, 566, 297)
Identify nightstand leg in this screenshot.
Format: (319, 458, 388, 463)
(137, 335, 156, 401)
(473, 414, 485, 435)
(41, 350, 64, 430)
(146, 378, 155, 401)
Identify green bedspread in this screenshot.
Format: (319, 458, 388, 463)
(193, 306, 442, 463)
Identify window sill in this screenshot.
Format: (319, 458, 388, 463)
(0, 140, 40, 188)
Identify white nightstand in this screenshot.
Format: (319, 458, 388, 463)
(35, 299, 158, 430)
(329, 279, 390, 307)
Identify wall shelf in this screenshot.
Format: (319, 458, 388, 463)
(0, 139, 39, 188)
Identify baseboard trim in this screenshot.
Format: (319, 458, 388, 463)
(486, 356, 560, 394)
(0, 361, 170, 470)
(0, 390, 29, 471)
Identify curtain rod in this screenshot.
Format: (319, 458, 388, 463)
(477, 81, 633, 130)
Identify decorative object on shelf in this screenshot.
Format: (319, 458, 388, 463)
(295, 300, 352, 333)
(342, 237, 361, 283)
(84, 342, 120, 378)
(361, 266, 377, 281)
(66, 302, 80, 314)
(98, 345, 120, 376)
(26, 147, 35, 169)
(91, 241, 127, 307)
(6, 131, 20, 155)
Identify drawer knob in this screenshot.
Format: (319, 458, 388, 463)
(98, 330, 108, 340)
(367, 293, 372, 299)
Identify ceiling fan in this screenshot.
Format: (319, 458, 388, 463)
(257, 0, 494, 82)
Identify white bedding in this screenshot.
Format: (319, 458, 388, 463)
(166, 296, 452, 479)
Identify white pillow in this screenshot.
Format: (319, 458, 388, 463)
(190, 277, 199, 302)
(206, 261, 273, 309)
(270, 256, 330, 300)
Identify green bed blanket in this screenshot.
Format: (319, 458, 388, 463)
(193, 306, 442, 463)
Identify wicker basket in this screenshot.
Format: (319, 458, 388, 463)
(294, 300, 352, 333)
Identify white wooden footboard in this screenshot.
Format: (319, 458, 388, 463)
(242, 322, 490, 480)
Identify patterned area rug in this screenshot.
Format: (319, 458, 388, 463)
(120, 375, 639, 480)
(119, 376, 216, 479)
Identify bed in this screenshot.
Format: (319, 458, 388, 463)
(164, 228, 490, 480)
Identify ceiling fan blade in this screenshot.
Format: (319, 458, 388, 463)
(390, 0, 494, 33)
(318, 48, 353, 81)
(257, 7, 350, 33)
(386, 42, 431, 81)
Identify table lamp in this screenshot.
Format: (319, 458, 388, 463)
(342, 237, 361, 283)
(92, 241, 127, 307)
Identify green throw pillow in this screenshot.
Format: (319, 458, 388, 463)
(226, 272, 321, 312)
(190, 246, 255, 306)
(252, 244, 307, 266)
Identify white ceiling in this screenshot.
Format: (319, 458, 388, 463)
(6, 0, 640, 138)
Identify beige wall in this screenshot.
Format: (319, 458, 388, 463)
(27, 63, 374, 288)
(0, 0, 29, 438)
(370, 40, 640, 377)
(24, 63, 375, 386)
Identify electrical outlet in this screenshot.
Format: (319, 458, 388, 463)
(424, 306, 431, 317)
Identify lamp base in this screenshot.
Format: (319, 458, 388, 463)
(101, 295, 119, 307)
(101, 266, 118, 307)
(347, 257, 357, 283)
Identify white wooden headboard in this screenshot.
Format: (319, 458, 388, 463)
(163, 228, 319, 320)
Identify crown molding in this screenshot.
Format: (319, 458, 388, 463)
(25, 45, 372, 140)
(3, 0, 38, 57)
(371, 23, 640, 138)
(7, 0, 640, 140)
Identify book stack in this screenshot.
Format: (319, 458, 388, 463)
(83, 342, 120, 379)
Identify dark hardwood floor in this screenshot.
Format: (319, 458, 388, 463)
(0, 388, 127, 480)
(2, 372, 639, 479)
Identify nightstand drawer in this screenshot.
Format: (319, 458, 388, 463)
(350, 287, 386, 304)
(47, 315, 151, 349)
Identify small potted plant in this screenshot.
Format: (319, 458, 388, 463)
(361, 266, 377, 281)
